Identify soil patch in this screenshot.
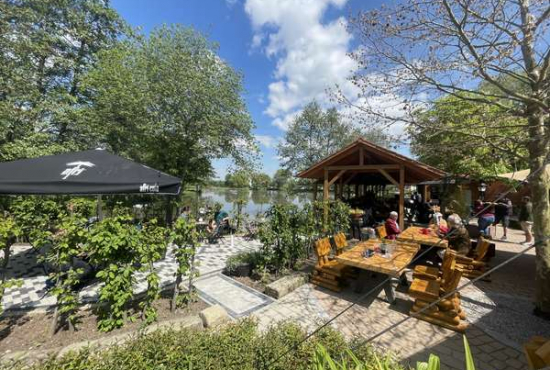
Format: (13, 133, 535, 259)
(0, 291, 207, 355)
(229, 259, 315, 293)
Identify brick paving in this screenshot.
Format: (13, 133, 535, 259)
(253, 226, 546, 370)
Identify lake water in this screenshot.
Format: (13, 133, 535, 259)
(180, 187, 314, 217)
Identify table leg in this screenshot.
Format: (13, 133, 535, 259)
(383, 279, 396, 304)
(399, 273, 409, 287)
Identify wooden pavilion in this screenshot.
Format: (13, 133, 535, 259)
(297, 138, 445, 229)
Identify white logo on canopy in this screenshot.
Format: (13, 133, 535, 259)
(61, 161, 95, 180)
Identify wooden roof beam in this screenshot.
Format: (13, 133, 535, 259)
(328, 169, 346, 186)
(326, 164, 400, 171)
(378, 169, 399, 186)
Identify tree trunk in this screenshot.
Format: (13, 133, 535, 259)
(527, 107, 550, 314)
(171, 272, 182, 313)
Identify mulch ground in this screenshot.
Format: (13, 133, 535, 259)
(0, 292, 207, 355)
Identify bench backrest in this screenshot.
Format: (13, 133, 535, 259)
(333, 232, 347, 255)
(315, 238, 332, 267)
(377, 225, 387, 239)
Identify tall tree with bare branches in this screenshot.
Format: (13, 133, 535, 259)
(341, 0, 550, 315)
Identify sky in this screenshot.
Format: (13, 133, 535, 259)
(111, 0, 392, 179)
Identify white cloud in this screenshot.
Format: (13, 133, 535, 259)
(244, 0, 359, 130)
(225, 0, 238, 8)
(255, 134, 279, 148)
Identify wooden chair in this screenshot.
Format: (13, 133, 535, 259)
(333, 232, 348, 256)
(456, 237, 491, 279)
(408, 268, 468, 332)
(524, 336, 550, 369)
(413, 250, 456, 283)
(311, 238, 347, 292)
(376, 224, 387, 239)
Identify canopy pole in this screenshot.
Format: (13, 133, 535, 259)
(97, 195, 104, 221)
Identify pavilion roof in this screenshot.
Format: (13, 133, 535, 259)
(296, 138, 445, 185)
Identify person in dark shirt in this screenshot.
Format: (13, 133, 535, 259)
(440, 214, 471, 256)
(493, 195, 513, 240)
(519, 196, 533, 246)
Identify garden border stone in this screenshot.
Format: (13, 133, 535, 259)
(264, 273, 308, 299)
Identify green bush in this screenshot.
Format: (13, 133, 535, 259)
(13, 320, 398, 370)
(225, 250, 263, 273)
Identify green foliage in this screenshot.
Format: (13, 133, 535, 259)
(171, 218, 200, 310)
(277, 101, 390, 174)
(225, 170, 252, 188)
(84, 24, 257, 182)
(0, 214, 23, 313)
(18, 320, 390, 370)
(251, 172, 272, 189)
(259, 203, 305, 273)
(11, 197, 65, 248)
(0, 0, 126, 160)
(136, 219, 168, 326)
(87, 216, 141, 331)
(410, 94, 528, 178)
(326, 200, 351, 236)
(271, 169, 293, 190)
(48, 215, 89, 329)
(225, 251, 263, 273)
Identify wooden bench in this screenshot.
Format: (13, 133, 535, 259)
(456, 238, 491, 280)
(524, 336, 550, 369)
(408, 267, 468, 332)
(311, 238, 347, 292)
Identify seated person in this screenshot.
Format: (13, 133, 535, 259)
(206, 219, 216, 234)
(439, 214, 470, 256)
(385, 211, 401, 240)
(429, 211, 448, 232)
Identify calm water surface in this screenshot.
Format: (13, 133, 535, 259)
(180, 187, 313, 217)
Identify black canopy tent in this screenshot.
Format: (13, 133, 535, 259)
(0, 150, 181, 222)
(0, 149, 181, 195)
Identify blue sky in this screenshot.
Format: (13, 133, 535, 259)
(111, 0, 391, 179)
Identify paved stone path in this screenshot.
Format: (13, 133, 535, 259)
(253, 226, 545, 370)
(1, 236, 262, 311)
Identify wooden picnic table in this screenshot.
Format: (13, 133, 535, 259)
(336, 239, 420, 303)
(397, 226, 448, 248)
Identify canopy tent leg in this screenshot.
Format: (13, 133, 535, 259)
(97, 195, 104, 221)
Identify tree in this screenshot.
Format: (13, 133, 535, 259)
(225, 170, 251, 188)
(0, 0, 126, 160)
(271, 169, 292, 190)
(84, 25, 257, 184)
(409, 94, 529, 178)
(277, 101, 389, 174)
(343, 0, 550, 314)
(251, 173, 271, 189)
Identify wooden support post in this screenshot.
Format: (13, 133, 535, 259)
(359, 147, 364, 166)
(313, 182, 318, 201)
(324, 169, 329, 228)
(399, 166, 405, 230)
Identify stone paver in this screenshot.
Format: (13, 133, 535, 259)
(2, 236, 261, 311)
(253, 226, 542, 370)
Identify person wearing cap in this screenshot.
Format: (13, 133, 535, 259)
(385, 211, 401, 240)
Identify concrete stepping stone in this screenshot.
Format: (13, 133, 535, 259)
(194, 274, 273, 318)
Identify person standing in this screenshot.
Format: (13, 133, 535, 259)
(474, 199, 495, 237)
(494, 195, 513, 240)
(519, 196, 533, 246)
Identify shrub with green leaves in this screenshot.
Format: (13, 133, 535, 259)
(47, 214, 89, 333)
(170, 217, 200, 311)
(15, 320, 392, 370)
(0, 214, 23, 313)
(135, 219, 168, 325)
(87, 215, 141, 331)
